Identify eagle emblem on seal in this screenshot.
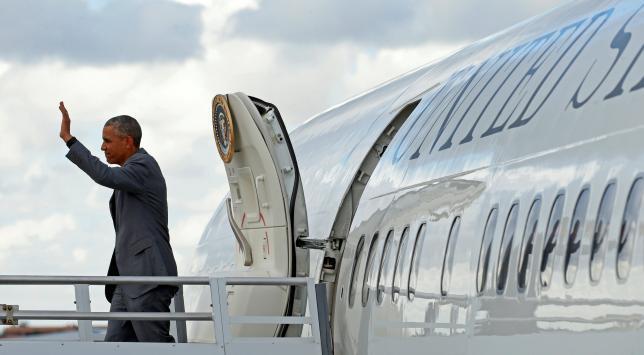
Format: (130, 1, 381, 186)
(212, 94, 235, 163)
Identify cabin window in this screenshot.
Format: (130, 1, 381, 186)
(376, 230, 395, 304)
(348, 235, 366, 307)
(392, 227, 410, 303)
(518, 198, 541, 293)
(540, 194, 565, 288)
(565, 188, 590, 285)
(477, 208, 498, 294)
(496, 204, 519, 293)
(590, 183, 616, 282)
(617, 178, 644, 280)
(441, 217, 461, 296)
(407, 223, 427, 301)
(361, 232, 380, 306)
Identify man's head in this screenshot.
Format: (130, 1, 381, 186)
(101, 115, 142, 166)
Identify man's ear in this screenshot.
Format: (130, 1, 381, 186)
(127, 136, 136, 149)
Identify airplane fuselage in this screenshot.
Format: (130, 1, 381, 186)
(332, 1, 644, 353)
(191, 0, 644, 353)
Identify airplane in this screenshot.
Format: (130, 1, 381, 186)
(185, 0, 644, 353)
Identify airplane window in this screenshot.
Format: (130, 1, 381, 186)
(540, 194, 564, 288)
(496, 204, 519, 294)
(348, 235, 366, 307)
(441, 217, 461, 296)
(617, 178, 644, 280)
(518, 198, 542, 293)
(408, 223, 427, 301)
(477, 208, 498, 294)
(565, 188, 590, 285)
(590, 183, 616, 282)
(361, 232, 379, 307)
(377, 230, 395, 304)
(392, 227, 410, 303)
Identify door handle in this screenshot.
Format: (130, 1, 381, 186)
(226, 197, 253, 266)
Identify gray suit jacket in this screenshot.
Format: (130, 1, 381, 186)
(66, 141, 178, 302)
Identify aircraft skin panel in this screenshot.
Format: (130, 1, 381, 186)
(287, 0, 639, 245)
(289, 66, 429, 243)
(189, 0, 644, 350)
(337, 128, 644, 354)
(333, 0, 644, 353)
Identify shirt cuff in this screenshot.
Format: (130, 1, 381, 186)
(66, 136, 78, 148)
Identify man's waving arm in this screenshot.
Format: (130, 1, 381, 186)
(59, 102, 145, 193)
(66, 142, 146, 193)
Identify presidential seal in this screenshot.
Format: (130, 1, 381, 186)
(212, 94, 235, 163)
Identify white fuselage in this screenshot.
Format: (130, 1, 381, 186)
(191, 0, 644, 353)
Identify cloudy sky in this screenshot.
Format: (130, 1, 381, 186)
(0, 0, 565, 324)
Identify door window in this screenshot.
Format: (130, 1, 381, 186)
(377, 230, 395, 304)
(441, 217, 461, 296)
(361, 232, 380, 306)
(392, 227, 410, 303)
(518, 199, 541, 292)
(617, 178, 644, 280)
(348, 236, 366, 307)
(565, 188, 590, 285)
(540, 194, 565, 288)
(590, 183, 616, 282)
(407, 224, 427, 301)
(497, 204, 519, 293)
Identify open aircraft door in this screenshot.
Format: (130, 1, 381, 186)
(212, 93, 309, 337)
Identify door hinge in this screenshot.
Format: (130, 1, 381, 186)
(296, 237, 328, 250)
(296, 237, 344, 251)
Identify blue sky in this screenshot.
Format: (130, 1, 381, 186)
(0, 0, 565, 325)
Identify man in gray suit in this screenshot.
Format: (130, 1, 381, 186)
(58, 102, 178, 342)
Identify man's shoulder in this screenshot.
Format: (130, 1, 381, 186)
(128, 148, 155, 164)
(127, 149, 164, 175)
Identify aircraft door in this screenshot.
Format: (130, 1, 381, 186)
(212, 93, 309, 337)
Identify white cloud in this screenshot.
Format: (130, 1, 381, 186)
(227, 0, 566, 45)
(342, 42, 466, 102)
(84, 186, 111, 210)
(0, 0, 203, 64)
(23, 161, 45, 183)
(171, 213, 214, 249)
(0, 214, 77, 248)
(171, 211, 218, 274)
(0, 61, 10, 76)
(72, 247, 88, 263)
(0, 132, 23, 168)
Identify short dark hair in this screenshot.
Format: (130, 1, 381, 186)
(104, 115, 142, 148)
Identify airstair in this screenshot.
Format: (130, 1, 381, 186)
(0, 276, 332, 355)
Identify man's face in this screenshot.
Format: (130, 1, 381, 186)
(101, 125, 134, 166)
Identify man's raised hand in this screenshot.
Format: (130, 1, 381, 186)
(59, 101, 73, 142)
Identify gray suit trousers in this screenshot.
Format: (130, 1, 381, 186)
(104, 286, 175, 343)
